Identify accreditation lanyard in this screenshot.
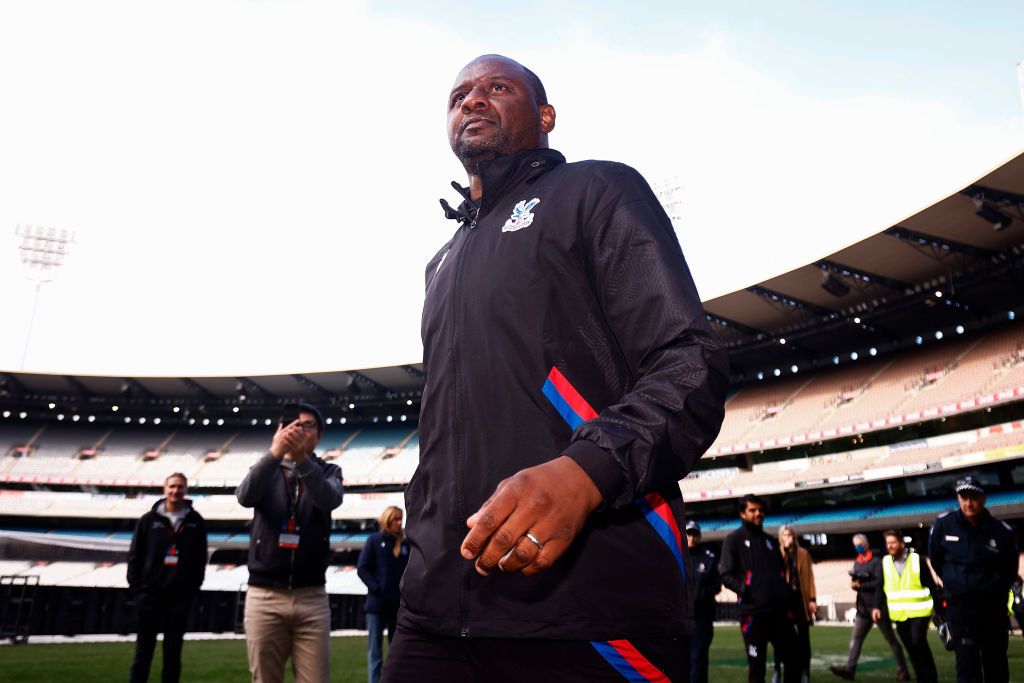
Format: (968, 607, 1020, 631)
(279, 466, 302, 549)
(164, 519, 185, 566)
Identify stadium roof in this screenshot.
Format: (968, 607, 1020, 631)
(2, 150, 1023, 410)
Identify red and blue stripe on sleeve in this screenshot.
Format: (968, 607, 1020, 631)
(591, 640, 670, 682)
(542, 366, 598, 429)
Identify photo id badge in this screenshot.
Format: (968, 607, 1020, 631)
(278, 533, 300, 549)
(164, 547, 179, 566)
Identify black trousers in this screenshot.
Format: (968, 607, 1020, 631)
(740, 611, 800, 683)
(689, 610, 714, 683)
(894, 617, 937, 683)
(382, 626, 689, 682)
(129, 591, 194, 683)
(947, 601, 1010, 683)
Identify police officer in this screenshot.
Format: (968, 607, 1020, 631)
(873, 529, 937, 683)
(685, 521, 720, 683)
(929, 476, 1018, 683)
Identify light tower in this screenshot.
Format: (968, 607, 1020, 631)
(14, 224, 76, 369)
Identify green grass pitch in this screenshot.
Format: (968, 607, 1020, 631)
(1, 625, 1022, 681)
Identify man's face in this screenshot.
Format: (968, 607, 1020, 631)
(164, 476, 187, 504)
(292, 410, 322, 455)
(685, 532, 699, 549)
(387, 513, 404, 535)
(958, 493, 985, 522)
(739, 502, 764, 527)
(447, 56, 554, 171)
(885, 535, 904, 557)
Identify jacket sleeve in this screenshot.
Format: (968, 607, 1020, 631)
(236, 452, 281, 507)
(706, 551, 723, 602)
(999, 520, 1019, 588)
(718, 533, 745, 597)
(801, 548, 816, 602)
(127, 516, 146, 591)
(927, 517, 945, 582)
(296, 458, 344, 511)
(357, 536, 380, 594)
(563, 164, 730, 508)
(194, 515, 208, 591)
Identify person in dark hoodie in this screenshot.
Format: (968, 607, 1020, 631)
(358, 505, 410, 683)
(718, 494, 800, 683)
(383, 54, 728, 682)
(236, 402, 343, 683)
(127, 472, 207, 683)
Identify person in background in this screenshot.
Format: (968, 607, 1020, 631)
(127, 472, 208, 683)
(236, 402, 344, 683)
(685, 520, 720, 683)
(873, 530, 937, 683)
(775, 525, 815, 683)
(719, 494, 800, 683)
(830, 533, 909, 681)
(929, 476, 1018, 682)
(358, 506, 410, 683)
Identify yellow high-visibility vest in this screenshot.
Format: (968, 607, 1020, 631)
(882, 551, 933, 622)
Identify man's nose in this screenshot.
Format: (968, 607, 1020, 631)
(461, 86, 490, 112)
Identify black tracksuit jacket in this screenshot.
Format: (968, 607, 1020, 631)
(719, 521, 791, 617)
(127, 499, 207, 595)
(401, 148, 730, 640)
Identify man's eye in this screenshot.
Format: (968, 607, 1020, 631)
(451, 93, 465, 105)
(491, 83, 507, 92)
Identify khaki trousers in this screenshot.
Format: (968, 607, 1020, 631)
(244, 585, 331, 683)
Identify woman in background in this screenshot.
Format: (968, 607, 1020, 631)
(778, 524, 817, 682)
(357, 506, 410, 683)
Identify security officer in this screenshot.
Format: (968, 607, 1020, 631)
(929, 476, 1018, 682)
(685, 521, 720, 683)
(873, 529, 937, 683)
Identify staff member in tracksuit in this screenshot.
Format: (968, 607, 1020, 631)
(236, 402, 344, 683)
(929, 476, 1018, 683)
(127, 472, 207, 683)
(384, 54, 729, 681)
(719, 494, 800, 683)
(873, 530, 937, 683)
(686, 521, 721, 683)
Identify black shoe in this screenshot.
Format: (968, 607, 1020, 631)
(829, 665, 855, 680)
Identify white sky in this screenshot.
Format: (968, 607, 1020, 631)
(1, 1, 1022, 377)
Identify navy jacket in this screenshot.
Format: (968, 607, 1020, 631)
(127, 499, 207, 595)
(357, 531, 410, 613)
(236, 453, 343, 589)
(403, 148, 729, 640)
(691, 545, 722, 617)
(929, 506, 1017, 605)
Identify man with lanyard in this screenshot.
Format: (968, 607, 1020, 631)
(929, 476, 1018, 682)
(872, 530, 938, 683)
(127, 472, 207, 683)
(384, 55, 729, 681)
(718, 494, 801, 683)
(685, 521, 721, 683)
(830, 533, 909, 681)
(236, 402, 344, 683)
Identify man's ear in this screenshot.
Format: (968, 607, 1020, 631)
(540, 104, 556, 134)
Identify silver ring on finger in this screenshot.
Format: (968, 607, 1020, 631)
(523, 532, 543, 551)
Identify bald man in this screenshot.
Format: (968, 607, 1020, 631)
(384, 55, 729, 682)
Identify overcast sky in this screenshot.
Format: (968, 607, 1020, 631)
(1, 1, 1022, 377)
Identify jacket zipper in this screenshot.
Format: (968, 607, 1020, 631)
(453, 204, 480, 637)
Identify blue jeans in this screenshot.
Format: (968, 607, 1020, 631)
(366, 608, 398, 683)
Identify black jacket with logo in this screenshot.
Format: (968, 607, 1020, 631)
(929, 506, 1018, 605)
(127, 499, 207, 595)
(719, 521, 791, 617)
(691, 545, 722, 617)
(236, 453, 344, 589)
(402, 148, 729, 640)
(357, 530, 410, 613)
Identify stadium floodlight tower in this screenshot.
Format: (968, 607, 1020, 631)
(14, 224, 76, 369)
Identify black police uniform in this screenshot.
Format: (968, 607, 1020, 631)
(689, 542, 721, 683)
(929, 502, 1018, 683)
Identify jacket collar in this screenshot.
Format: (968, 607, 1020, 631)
(440, 148, 566, 224)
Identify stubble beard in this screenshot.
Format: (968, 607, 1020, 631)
(452, 119, 541, 175)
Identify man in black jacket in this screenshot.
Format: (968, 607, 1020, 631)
(830, 533, 909, 681)
(929, 476, 1018, 683)
(236, 402, 343, 683)
(686, 521, 721, 683)
(718, 494, 800, 683)
(385, 55, 729, 681)
(127, 472, 207, 683)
